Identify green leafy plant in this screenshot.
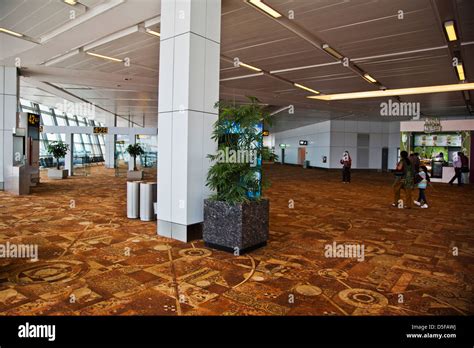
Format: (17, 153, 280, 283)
(126, 143, 145, 171)
(206, 97, 272, 205)
(262, 146, 279, 162)
(46, 141, 69, 170)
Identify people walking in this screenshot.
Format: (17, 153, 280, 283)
(414, 166, 430, 209)
(340, 151, 352, 183)
(449, 152, 463, 186)
(392, 151, 414, 208)
(460, 152, 470, 184)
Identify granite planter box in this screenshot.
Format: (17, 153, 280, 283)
(47, 168, 68, 179)
(127, 170, 144, 181)
(203, 198, 269, 254)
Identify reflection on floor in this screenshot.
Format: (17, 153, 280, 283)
(0, 165, 473, 315)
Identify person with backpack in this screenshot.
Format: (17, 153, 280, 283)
(392, 151, 414, 208)
(414, 165, 430, 208)
(340, 151, 352, 183)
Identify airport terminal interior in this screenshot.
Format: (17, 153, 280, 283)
(0, 0, 473, 316)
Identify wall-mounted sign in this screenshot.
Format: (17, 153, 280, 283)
(414, 133, 461, 147)
(262, 130, 269, 136)
(93, 127, 108, 134)
(279, 144, 288, 148)
(299, 140, 308, 146)
(424, 118, 442, 133)
(27, 113, 40, 127)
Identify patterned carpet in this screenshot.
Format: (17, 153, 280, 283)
(0, 164, 473, 316)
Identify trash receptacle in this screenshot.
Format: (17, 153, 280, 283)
(127, 181, 140, 219)
(303, 160, 310, 169)
(140, 182, 157, 221)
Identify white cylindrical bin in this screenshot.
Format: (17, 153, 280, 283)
(127, 181, 141, 219)
(140, 182, 157, 221)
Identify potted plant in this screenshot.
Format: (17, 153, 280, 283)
(262, 146, 279, 164)
(203, 97, 271, 254)
(126, 143, 145, 180)
(46, 141, 69, 179)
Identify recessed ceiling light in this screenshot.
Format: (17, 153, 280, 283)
(294, 83, 320, 95)
(0, 27, 23, 37)
(308, 83, 474, 101)
(444, 20, 457, 41)
(363, 73, 377, 83)
(239, 62, 262, 72)
(145, 29, 160, 37)
(456, 63, 465, 81)
(64, 0, 77, 5)
(86, 52, 123, 62)
(247, 0, 282, 18)
(322, 44, 343, 60)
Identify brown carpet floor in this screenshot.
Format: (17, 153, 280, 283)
(0, 164, 473, 315)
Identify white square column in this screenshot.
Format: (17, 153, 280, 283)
(128, 134, 136, 171)
(0, 66, 19, 191)
(65, 133, 74, 176)
(157, 0, 221, 242)
(104, 114, 116, 168)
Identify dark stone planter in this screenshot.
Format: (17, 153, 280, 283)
(203, 199, 269, 254)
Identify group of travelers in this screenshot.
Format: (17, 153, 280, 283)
(393, 151, 470, 209)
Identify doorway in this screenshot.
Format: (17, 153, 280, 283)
(298, 147, 306, 165)
(382, 147, 388, 172)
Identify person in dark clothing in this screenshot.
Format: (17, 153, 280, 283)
(460, 153, 470, 184)
(412, 152, 420, 173)
(449, 152, 463, 186)
(392, 151, 414, 208)
(340, 151, 352, 183)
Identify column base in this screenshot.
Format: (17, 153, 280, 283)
(158, 220, 202, 242)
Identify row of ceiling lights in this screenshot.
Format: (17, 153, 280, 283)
(1, 0, 471, 101)
(245, 0, 471, 101)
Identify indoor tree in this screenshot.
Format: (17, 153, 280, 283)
(206, 96, 272, 204)
(46, 141, 69, 170)
(126, 143, 145, 171)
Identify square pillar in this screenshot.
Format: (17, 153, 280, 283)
(157, 0, 221, 242)
(65, 133, 74, 176)
(1, 66, 19, 191)
(104, 114, 116, 168)
(128, 134, 136, 172)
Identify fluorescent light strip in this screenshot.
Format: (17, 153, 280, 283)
(444, 21, 457, 41)
(0, 27, 23, 37)
(64, 0, 77, 5)
(43, 49, 80, 66)
(220, 72, 264, 82)
(456, 63, 465, 81)
(86, 52, 123, 62)
(308, 83, 474, 101)
(248, 0, 282, 18)
(146, 29, 160, 37)
(363, 73, 377, 83)
(294, 83, 320, 95)
(239, 62, 262, 72)
(322, 44, 343, 59)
